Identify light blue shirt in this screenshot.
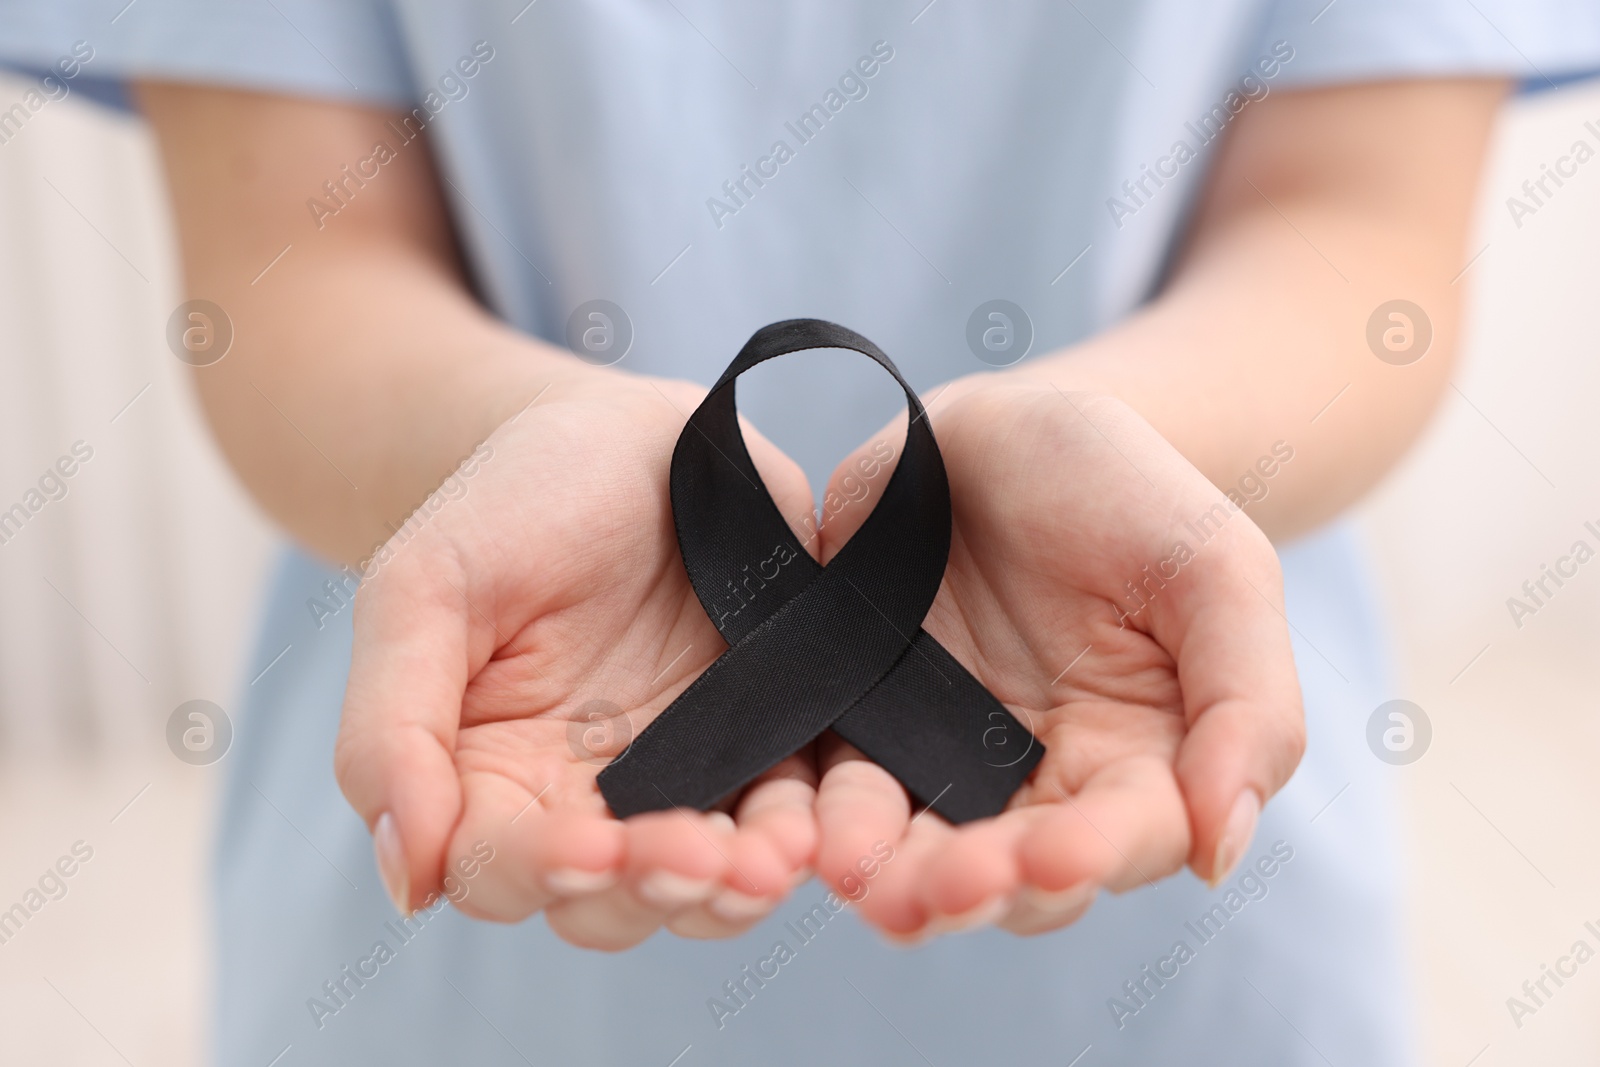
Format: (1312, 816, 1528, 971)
(3, 2, 1595, 1064)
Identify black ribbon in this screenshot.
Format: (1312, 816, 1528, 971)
(597, 319, 1043, 824)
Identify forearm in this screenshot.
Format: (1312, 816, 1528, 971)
(136, 83, 580, 563)
(1027, 203, 1459, 540)
(186, 247, 566, 564)
(1018, 79, 1506, 540)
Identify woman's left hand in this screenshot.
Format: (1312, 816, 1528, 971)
(809, 375, 1305, 940)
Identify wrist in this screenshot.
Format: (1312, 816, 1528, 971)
(926, 361, 1112, 425)
(352, 331, 596, 551)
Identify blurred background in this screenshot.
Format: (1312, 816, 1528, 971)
(0, 70, 1596, 1066)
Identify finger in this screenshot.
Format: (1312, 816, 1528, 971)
(997, 881, 1098, 936)
(1154, 526, 1305, 885)
(627, 808, 788, 933)
(546, 882, 668, 951)
(740, 421, 823, 557)
(335, 551, 479, 914)
(659, 755, 817, 937)
(732, 753, 819, 879)
(548, 753, 815, 943)
(854, 814, 953, 942)
(447, 773, 624, 923)
(694, 756, 822, 913)
(915, 809, 1047, 933)
(545, 818, 791, 948)
(1017, 755, 1190, 897)
(814, 414, 907, 563)
(814, 741, 910, 903)
(817, 738, 976, 939)
(625, 810, 736, 901)
(542, 810, 730, 950)
(666, 818, 793, 938)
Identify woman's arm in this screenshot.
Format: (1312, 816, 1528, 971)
(134, 83, 581, 564)
(807, 77, 1511, 934)
(134, 83, 825, 938)
(1018, 78, 1507, 540)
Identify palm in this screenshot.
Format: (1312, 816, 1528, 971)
(451, 382, 734, 819)
(338, 371, 819, 947)
(812, 379, 1302, 938)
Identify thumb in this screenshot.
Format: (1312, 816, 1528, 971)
(738, 416, 824, 560)
(335, 549, 471, 914)
(1161, 523, 1306, 886)
(815, 413, 908, 564)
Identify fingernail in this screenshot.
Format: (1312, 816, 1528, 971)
(638, 871, 717, 908)
(1018, 881, 1096, 917)
(883, 926, 934, 948)
(1210, 790, 1261, 888)
(789, 866, 814, 889)
(926, 895, 1011, 935)
(704, 811, 736, 835)
(1002, 882, 1097, 935)
(374, 812, 409, 915)
(708, 888, 778, 922)
(545, 867, 617, 895)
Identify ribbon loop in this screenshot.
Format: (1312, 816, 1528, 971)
(597, 319, 1042, 824)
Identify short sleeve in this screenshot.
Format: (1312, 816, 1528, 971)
(1255, 0, 1600, 88)
(0, 0, 415, 106)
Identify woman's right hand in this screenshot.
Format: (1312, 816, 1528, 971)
(134, 84, 824, 951)
(333, 366, 821, 949)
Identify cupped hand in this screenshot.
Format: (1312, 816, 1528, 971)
(811, 377, 1305, 940)
(333, 365, 820, 950)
